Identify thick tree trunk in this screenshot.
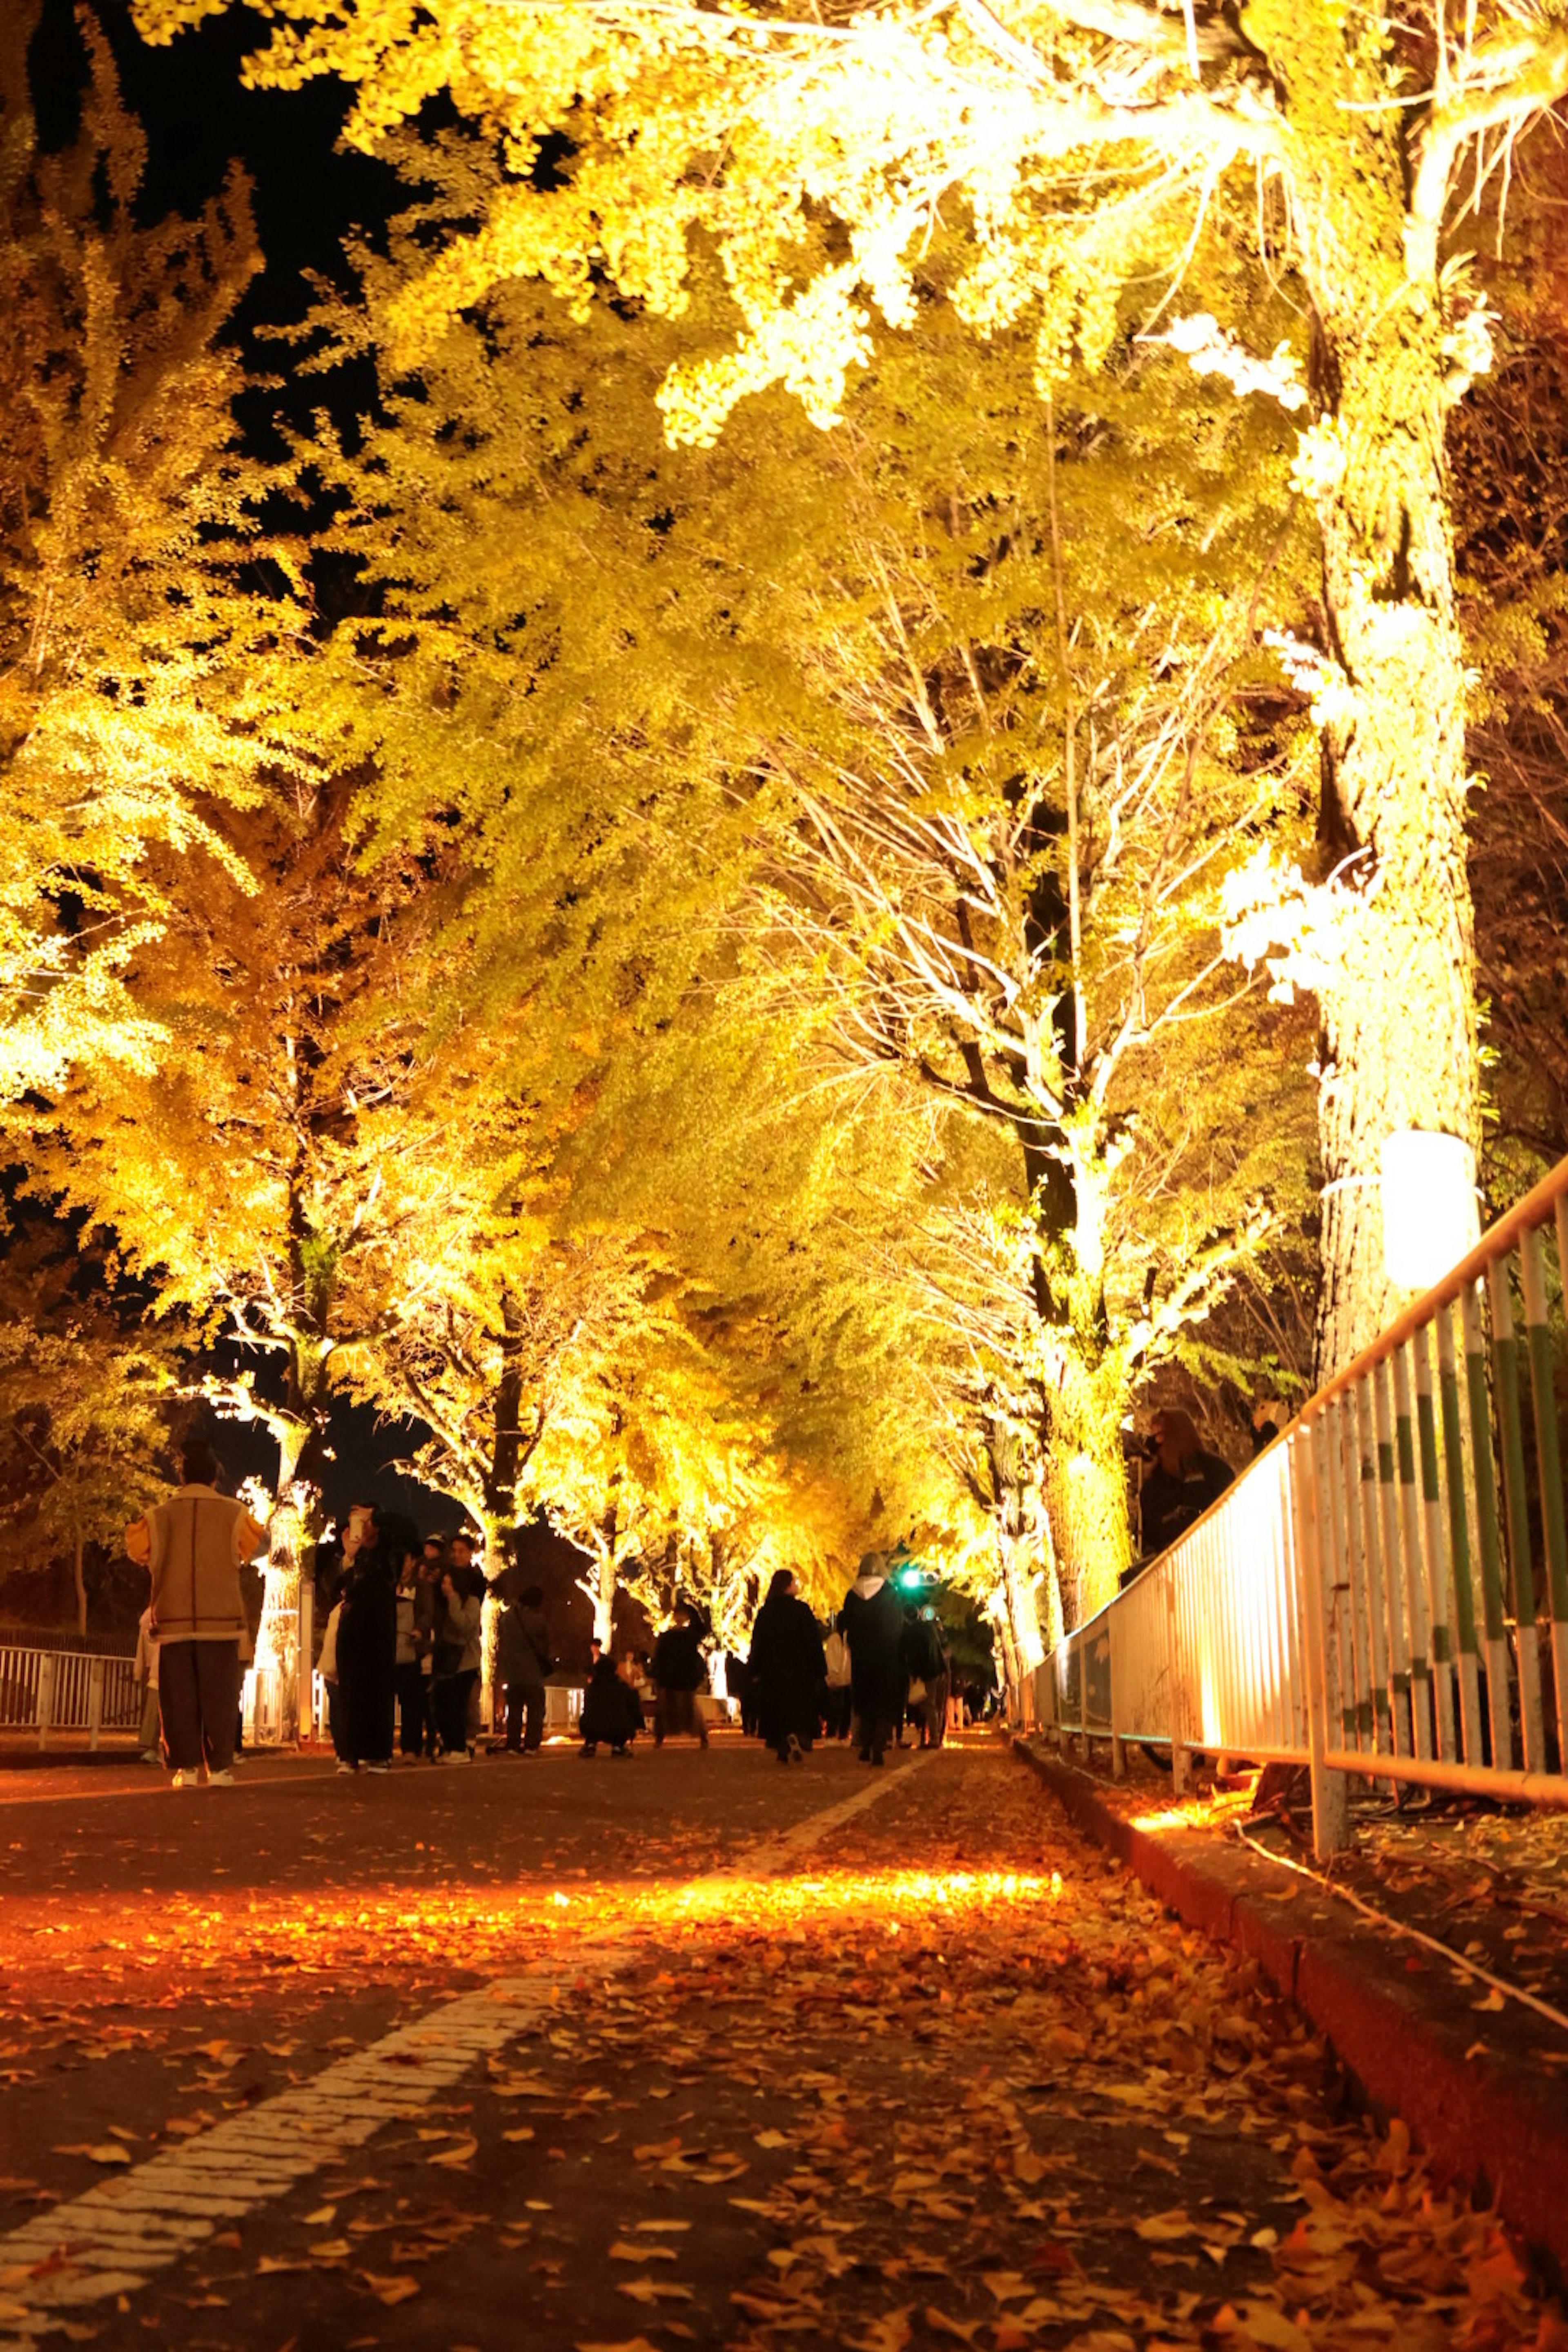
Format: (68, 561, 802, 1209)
(1045, 1437, 1131, 1628)
(575, 1532, 619, 1649)
(1265, 35, 1480, 1381)
(1310, 337, 1476, 1376)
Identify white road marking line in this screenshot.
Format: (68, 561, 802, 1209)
(0, 1753, 926, 2346)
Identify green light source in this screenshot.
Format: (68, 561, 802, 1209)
(895, 1564, 924, 1591)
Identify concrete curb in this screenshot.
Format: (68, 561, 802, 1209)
(1012, 1735, 1568, 2278)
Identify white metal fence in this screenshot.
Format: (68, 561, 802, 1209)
(0, 1645, 142, 1749)
(1039, 1156, 1568, 1854)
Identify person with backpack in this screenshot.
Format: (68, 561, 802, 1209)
(494, 1568, 552, 1754)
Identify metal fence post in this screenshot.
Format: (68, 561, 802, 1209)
(87, 1657, 105, 1752)
(1107, 1611, 1126, 1780)
(1163, 1575, 1191, 1794)
(36, 1651, 55, 1751)
(1520, 1225, 1568, 1768)
(1290, 1419, 1352, 1856)
(1488, 1258, 1547, 1770)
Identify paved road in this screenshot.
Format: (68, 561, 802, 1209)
(0, 1739, 1559, 2351)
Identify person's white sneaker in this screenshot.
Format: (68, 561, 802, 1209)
(170, 1769, 194, 1789)
(206, 1768, 235, 1785)
(366, 1761, 390, 1774)
(439, 1750, 471, 1766)
(336, 1761, 356, 1775)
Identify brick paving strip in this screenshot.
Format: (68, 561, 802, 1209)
(0, 1757, 929, 2349)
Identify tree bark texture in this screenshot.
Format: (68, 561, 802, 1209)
(254, 1418, 310, 1745)
(1258, 10, 1480, 1379)
(1045, 1431, 1131, 1629)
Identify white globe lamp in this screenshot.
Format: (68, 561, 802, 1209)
(1379, 1130, 1481, 1294)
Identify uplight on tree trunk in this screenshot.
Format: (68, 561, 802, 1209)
(1379, 1131, 1480, 1296)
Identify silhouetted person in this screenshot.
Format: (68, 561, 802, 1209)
(748, 1569, 826, 1764)
(1138, 1409, 1234, 1561)
(842, 1552, 904, 1766)
(581, 1651, 642, 1757)
(495, 1571, 551, 1753)
(653, 1601, 708, 1747)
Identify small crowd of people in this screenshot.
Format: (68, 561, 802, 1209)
(315, 1512, 554, 1771)
(738, 1555, 964, 1767)
(576, 1558, 973, 1768)
(126, 1439, 981, 1783)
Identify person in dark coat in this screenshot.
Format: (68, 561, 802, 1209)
(842, 1552, 905, 1766)
(580, 1651, 642, 1757)
(494, 1569, 551, 1754)
(1137, 1409, 1234, 1561)
(900, 1604, 951, 1749)
(336, 1506, 402, 1773)
(748, 1569, 827, 1764)
(727, 1649, 758, 1739)
(393, 1531, 435, 1759)
(652, 1601, 708, 1748)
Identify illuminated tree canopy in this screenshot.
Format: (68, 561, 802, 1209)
(3, 0, 1567, 1701)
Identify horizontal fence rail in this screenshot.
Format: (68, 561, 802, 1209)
(1039, 1154, 1568, 1854)
(0, 1645, 142, 1750)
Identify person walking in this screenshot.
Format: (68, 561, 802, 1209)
(394, 1539, 434, 1759)
(433, 1566, 483, 1762)
(125, 1439, 267, 1789)
(651, 1601, 708, 1748)
(748, 1569, 827, 1764)
(494, 1570, 551, 1754)
(133, 1604, 161, 1764)
(901, 1603, 951, 1749)
(842, 1552, 904, 1767)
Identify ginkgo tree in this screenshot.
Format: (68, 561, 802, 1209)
(29, 771, 505, 1732)
(293, 184, 1314, 1640)
(0, 5, 301, 1102)
(716, 296, 1316, 1617)
(135, 0, 1568, 1374)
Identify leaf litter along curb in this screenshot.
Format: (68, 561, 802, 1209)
(545, 1755, 1566, 2352)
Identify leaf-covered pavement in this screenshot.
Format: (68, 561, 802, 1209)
(1, 1742, 1563, 2351)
